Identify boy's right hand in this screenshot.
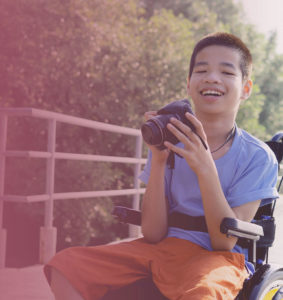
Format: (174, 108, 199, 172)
(144, 111, 170, 164)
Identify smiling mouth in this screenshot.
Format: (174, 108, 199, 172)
(200, 89, 224, 96)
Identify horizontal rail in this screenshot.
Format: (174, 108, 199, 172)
(54, 153, 147, 164)
(1, 194, 49, 203)
(0, 107, 141, 136)
(53, 189, 146, 200)
(1, 188, 146, 203)
(4, 151, 51, 158)
(4, 151, 147, 164)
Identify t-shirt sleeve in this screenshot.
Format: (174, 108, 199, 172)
(227, 151, 278, 207)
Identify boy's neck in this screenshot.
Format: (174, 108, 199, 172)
(196, 114, 236, 155)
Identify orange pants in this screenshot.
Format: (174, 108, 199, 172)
(44, 237, 248, 300)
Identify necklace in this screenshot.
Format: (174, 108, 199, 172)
(210, 125, 236, 154)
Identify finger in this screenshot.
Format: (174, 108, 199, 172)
(144, 111, 157, 121)
(171, 115, 208, 151)
(169, 117, 197, 141)
(185, 113, 207, 143)
(164, 141, 187, 157)
(166, 123, 194, 147)
(169, 117, 203, 150)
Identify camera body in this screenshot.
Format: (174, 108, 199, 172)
(141, 99, 195, 150)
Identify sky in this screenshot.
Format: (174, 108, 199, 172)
(238, 0, 283, 54)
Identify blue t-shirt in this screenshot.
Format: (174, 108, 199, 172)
(139, 125, 279, 271)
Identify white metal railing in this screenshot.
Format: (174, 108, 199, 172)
(0, 107, 147, 268)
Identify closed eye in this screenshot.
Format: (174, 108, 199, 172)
(222, 71, 235, 76)
(194, 70, 206, 73)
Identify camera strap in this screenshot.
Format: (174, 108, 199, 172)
(167, 151, 175, 169)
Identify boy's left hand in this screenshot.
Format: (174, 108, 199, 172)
(164, 112, 214, 174)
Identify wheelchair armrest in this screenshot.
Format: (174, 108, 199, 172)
(220, 217, 264, 241)
(112, 206, 142, 226)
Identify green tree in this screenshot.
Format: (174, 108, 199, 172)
(256, 33, 283, 135)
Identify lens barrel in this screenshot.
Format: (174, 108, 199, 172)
(141, 114, 178, 149)
(141, 119, 163, 146)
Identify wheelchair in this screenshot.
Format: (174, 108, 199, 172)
(104, 132, 283, 300)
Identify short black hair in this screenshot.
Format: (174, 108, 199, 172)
(189, 32, 252, 80)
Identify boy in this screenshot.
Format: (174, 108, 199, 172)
(44, 32, 278, 300)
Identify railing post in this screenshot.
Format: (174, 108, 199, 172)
(129, 135, 143, 238)
(0, 115, 7, 268)
(39, 119, 57, 264)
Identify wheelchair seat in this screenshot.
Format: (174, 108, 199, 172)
(104, 132, 283, 300)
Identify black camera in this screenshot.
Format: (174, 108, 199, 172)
(141, 99, 196, 150)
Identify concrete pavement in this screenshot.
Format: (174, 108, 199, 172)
(0, 265, 54, 300)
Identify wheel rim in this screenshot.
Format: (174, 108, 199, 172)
(260, 279, 283, 300)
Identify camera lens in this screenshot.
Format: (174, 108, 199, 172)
(141, 120, 163, 146)
(141, 99, 196, 150)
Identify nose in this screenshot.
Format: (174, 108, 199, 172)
(203, 71, 220, 83)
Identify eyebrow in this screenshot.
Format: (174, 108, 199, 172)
(194, 62, 208, 67)
(220, 62, 237, 70)
(194, 61, 237, 70)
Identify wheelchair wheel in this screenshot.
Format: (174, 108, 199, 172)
(253, 269, 283, 300)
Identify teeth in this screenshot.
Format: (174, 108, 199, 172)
(201, 90, 223, 96)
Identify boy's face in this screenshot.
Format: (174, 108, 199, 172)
(187, 45, 252, 118)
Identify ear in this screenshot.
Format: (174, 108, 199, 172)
(241, 79, 253, 100)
